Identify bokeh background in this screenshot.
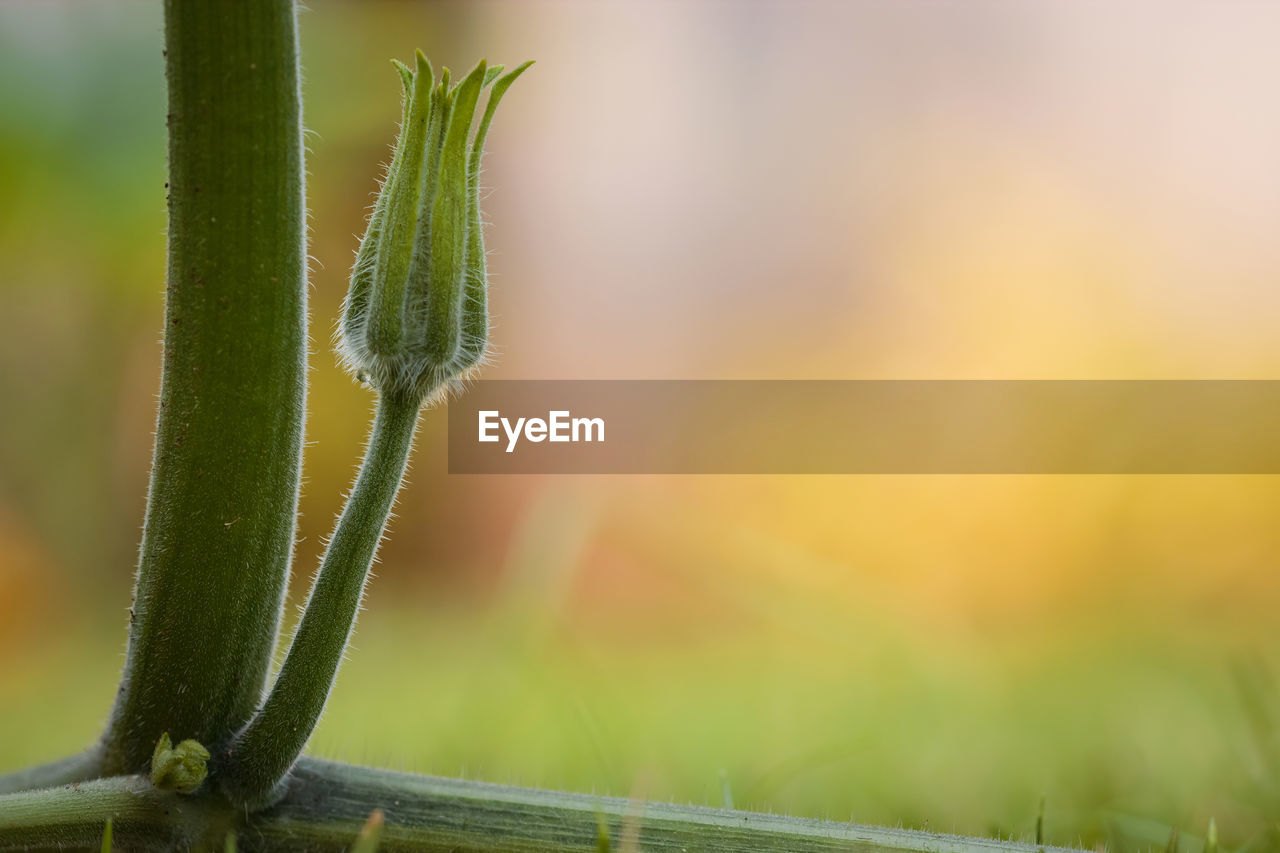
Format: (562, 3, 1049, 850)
(2, 1, 1279, 848)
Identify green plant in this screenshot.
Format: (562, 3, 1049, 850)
(0, 1, 1084, 850)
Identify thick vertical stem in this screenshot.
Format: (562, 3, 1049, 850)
(102, 0, 308, 774)
(222, 393, 420, 806)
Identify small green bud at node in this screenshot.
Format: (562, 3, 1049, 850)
(339, 52, 532, 404)
(149, 731, 210, 794)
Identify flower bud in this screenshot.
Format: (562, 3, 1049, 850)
(149, 732, 209, 794)
(338, 51, 531, 402)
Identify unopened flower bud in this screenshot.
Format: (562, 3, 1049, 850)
(150, 732, 209, 795)
(338, 51, 531, 403)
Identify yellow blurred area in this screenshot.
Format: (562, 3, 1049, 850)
(0, 1, 1278, 847)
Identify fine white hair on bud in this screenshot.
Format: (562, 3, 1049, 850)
(337, 51, 532, 403)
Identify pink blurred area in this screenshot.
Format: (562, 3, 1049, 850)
(302, 0, 1280, 639)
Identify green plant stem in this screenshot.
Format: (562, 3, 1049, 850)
(0, 759, 1080, 853)
(221, 393, 421, 806)
(100, 0, 307, 775)
(0, 775, 229, 852)
(0, 748, 103, 796)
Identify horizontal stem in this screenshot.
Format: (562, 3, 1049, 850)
(0, 758, 1078, 853)
(0, 747, 102, 796)
(0, 774, 228, 852)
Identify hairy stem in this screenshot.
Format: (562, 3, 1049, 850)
(100, 0, 308, 774)
(0, 759, 1078, 853)
(221, 394, 421, 806)
(0, 748, 103, 796)
(0, 775, 229, 852)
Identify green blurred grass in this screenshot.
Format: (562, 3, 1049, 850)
(1, 602, 1273, 851)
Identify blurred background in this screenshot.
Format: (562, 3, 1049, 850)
(1, 0, 1279, 848)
